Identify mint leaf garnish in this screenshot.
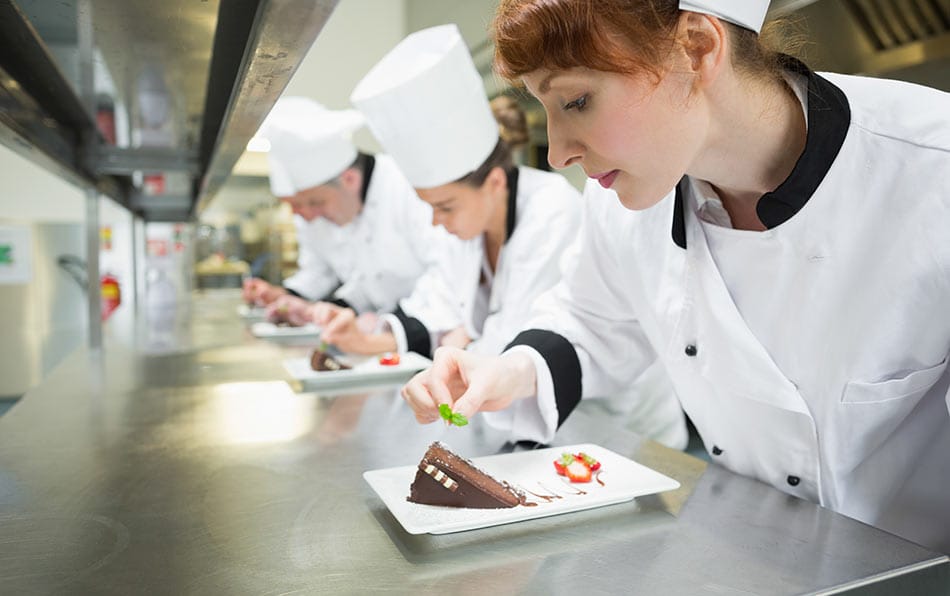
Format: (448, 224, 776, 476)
(439, 404, 468, 427)
(438, 403, 452, 420)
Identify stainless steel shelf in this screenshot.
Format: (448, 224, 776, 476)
(0, 0, 339, 221)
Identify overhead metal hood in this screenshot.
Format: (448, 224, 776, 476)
(770, 0, 950, 89)
(0, 0, 338, 222)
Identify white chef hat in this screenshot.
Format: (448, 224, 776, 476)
(351, 24, 498, 189)
(266, 155, 295, 197)
(266, 100, 365, 192)
(258, 97, 320, 196)
(679, 1, 771, 34)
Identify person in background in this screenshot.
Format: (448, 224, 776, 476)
(335, 24, 687, 449)
(241, 98, 450, 323)
(401, 0, 950, 552)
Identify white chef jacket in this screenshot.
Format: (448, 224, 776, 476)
(384, 166, 581, 357)
(503, 59, 950, 552)
(283, 155, 445, 313)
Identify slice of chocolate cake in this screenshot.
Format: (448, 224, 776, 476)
(407, 442, 525, 509)
(310, 348, 351, 372)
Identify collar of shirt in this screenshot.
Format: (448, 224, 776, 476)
(672, 55, 850, 246)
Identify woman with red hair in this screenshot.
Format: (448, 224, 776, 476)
(402, 0, 950, 552)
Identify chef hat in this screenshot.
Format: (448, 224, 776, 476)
(679, 0, 771, 34)
(266, 155, 295, 197)
(351, 24, 498, 189)
(257, 97, 318, 196)
(266, 101, 365, 192)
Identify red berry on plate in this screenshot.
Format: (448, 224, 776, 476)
(378, 353, 400, 366)
(565, 459, 592, 483)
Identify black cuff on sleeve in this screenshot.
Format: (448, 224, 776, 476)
(393, 305, 432, 357)
(282, 287, 350, 309)
(324, 296, 352, 309)
(505, 329, 582, 429)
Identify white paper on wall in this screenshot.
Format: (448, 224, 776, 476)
(0, 225, 34, 285)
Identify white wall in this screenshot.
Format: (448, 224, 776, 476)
(0, 144, 85, 223)
(406, 0, 498, 87)
(281, 0, 409, 152)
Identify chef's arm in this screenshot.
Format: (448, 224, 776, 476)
(483, 333, 580, 444)
(380, 249, 464, 356)
(468, 186, 579, 356)
(479, 186, 657, 441)
(283, 261, 340, 303)
(283, 223, 340, 301)
(379, 306, 438, 357)
(282, 285, 351, 311)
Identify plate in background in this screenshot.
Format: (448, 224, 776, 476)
(250, 321, 321, 341)
(237, 304, 268, 320)
(283, 351, 432, 390)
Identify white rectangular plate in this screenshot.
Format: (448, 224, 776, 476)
(283, 351, 432, 390)
(237, 304, 268, 320)
(250, 321, 320, 340)
(363, 443, 680, 535)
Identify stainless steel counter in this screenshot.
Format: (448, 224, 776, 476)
(0, 291, 947, 595)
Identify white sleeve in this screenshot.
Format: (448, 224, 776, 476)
(467, 180, 581, 357)
(480, 345, 560, 444)
(283, 219, 339, 301)
(494, 184, 659, 441)
(389, 234, 469, 355)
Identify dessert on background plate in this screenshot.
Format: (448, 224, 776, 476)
(310, 343, 351, 372)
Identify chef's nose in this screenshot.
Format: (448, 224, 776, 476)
(547, 123, 583, 170)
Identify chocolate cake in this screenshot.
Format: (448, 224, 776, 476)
(310, 348, 351, 372)
(407, 442, 525, 509)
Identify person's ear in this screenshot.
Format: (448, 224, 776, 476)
(482, 166, 508, 197)
(338, 167, 362, 195)
(679, 12, 728, 89)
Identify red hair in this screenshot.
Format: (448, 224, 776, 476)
(493, 0, 680, 82)
(493, 0, 796, 84)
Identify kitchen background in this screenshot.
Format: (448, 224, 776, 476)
(1, 0, 948, 406)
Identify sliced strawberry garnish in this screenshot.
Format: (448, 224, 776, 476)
(553, 453, 574, 476)
(378, 353, 400, 366)
(565, 459, 592, 483)
(576, 452, 601, 471)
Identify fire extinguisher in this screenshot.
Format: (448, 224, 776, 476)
(101, 273, 121, 321)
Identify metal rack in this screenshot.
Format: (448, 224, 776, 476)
(0, 0, 338, 348)
(0, 0, 338, 222)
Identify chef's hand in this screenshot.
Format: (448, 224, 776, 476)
(400, 347, 538, 424)
(310, 301, 344, 327)
(242, 277, 267, 304)
(243, 278, 286, 306)
(265, 295, 313, 326)
(439, 326, 472, 350)
(321, 308, 397, 354)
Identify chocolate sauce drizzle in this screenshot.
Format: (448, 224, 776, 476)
(521, 485, 562, 506)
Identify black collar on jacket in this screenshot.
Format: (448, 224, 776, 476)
(672, 56, 851, 249)
(358, 153, 376, 205)
(504, 166, 520, 242)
